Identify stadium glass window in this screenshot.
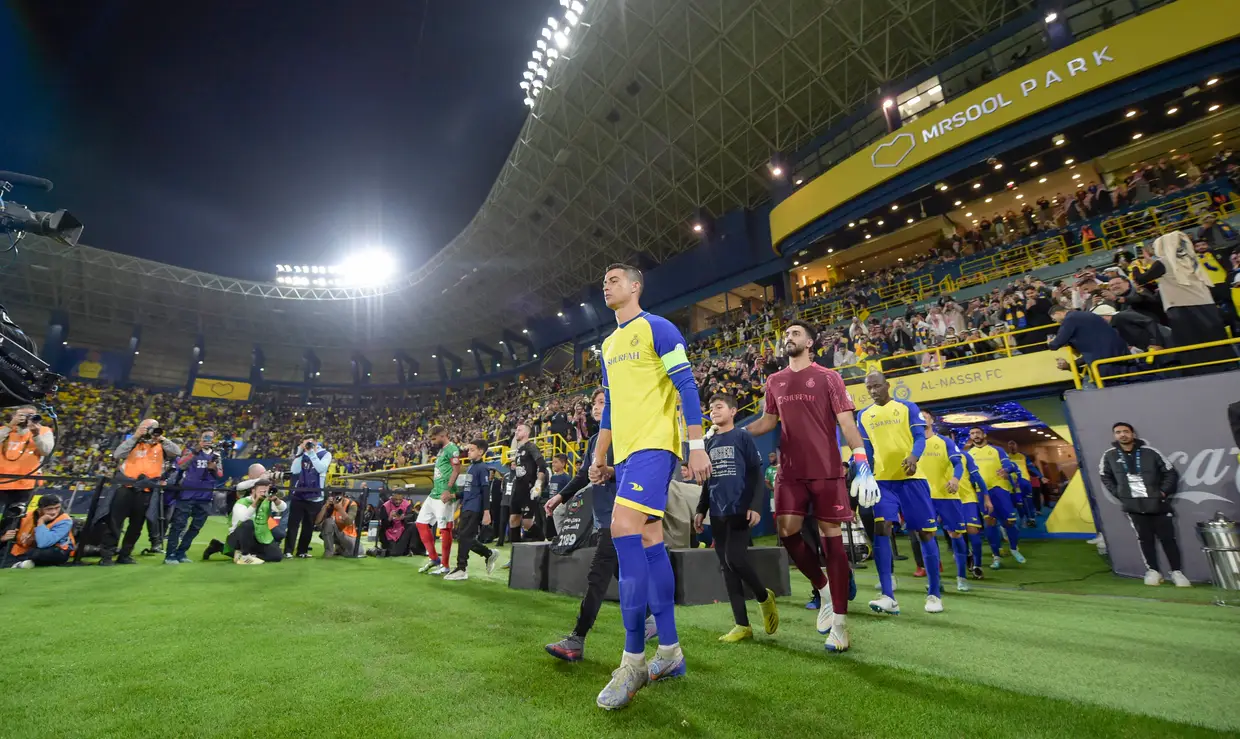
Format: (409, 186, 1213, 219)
(897, 77, 945, 123)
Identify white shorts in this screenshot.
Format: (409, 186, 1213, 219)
(416, 497, 456, 527)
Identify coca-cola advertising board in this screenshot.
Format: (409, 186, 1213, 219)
(1064, 372, 1240, 581)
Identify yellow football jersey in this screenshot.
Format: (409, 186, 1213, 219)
(601, 311, 690, 464)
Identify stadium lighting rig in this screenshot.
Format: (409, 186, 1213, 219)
(520, 0, 588, 107)
(273, 249, 398, 287)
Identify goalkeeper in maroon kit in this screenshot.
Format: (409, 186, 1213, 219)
(745, 320, 876, 653)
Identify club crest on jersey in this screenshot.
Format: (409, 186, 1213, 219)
(630, 335, 640, 347)
(805, 377, 816, 388)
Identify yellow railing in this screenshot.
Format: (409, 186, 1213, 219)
(1099, 192, 1211, 245)
(833, 322, 1069, 380)
(1088, 338, 1240, 387)
(484, 432, 584, 476)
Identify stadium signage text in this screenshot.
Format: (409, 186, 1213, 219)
(770, 0, 1240, 251)
(844, 352, 1073, 406)
(917, 48, 1114, 145)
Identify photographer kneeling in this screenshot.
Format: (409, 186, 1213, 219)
(204, 464, 287, 564)
(316, 493, 362, 558)
(2, 494, 74, 569)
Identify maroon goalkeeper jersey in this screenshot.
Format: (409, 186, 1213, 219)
(764, 363, 854, 480)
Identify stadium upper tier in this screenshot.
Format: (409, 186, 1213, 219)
(1, 1, 1047, 343)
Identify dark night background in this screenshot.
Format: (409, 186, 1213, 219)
(1, 0, 554, 279)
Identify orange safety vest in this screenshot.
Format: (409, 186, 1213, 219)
(10, 511, 75, 557)
(120, 441, 165, 479)
(0, 427, 45, 491)
(333, 501, 358, 539)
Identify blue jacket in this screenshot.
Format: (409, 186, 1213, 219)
(457, 461, 491, 514)
(1048, 310, 1130, 374)
(558, 433, 615, 529)
(291, 448, 331, 501)
(697, 428, 763, 517)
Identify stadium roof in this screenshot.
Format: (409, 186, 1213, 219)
(2, 0, 1037, 354)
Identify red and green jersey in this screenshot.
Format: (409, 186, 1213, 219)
(431, 442, 460, 500)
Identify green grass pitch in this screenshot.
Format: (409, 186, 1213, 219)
(2, 519, 1237, 738)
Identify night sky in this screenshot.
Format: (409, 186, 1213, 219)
(1, 0, 554, 279)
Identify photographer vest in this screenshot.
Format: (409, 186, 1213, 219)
(10, 511, 74, 556)
(120, 441, 165, 479)
(0, 427, 43, 491)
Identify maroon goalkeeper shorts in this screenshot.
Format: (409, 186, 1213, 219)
(774, 475, 851, 523)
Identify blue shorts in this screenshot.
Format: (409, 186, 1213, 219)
(1016, 478, 1032, 502)
(933, 498, 966, 534)
(614, 449, 679, 519)
(985, 487, 1018, 524)
(962, 502, 982, 528)
(874, 479, 938, 533)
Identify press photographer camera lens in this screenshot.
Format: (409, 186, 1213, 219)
(148, 427, 163, 438)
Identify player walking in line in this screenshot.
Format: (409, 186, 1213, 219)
(921, 412, 987, 592)
(856, 373, 944, 615)
(745, 320, 873, 653)
(965, 428, 1027, 570)
(1006, 440, 1047, 527)
(416, 426, 460, 576)
(544, 388, 657, 663)
(593, 264, 710, 711)
(693, 393, 779, 643)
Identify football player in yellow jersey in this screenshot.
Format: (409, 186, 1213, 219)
(1006, 440, 1049, 528)
(965, 428, 1027, 570)
(593, 264, 711, 710)
(856, 372, 944, 615)
(955, 444, 988, 580)
(921, 412, 988, 592)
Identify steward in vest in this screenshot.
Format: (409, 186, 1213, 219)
(0, 405, 55, 512)
(101, 419, 181, 566)
(2, 494, 74, 568)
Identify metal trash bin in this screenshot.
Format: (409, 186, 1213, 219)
(1196, 512, 1240, 606)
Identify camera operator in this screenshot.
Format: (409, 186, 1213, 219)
(203, 463, 286, 563)
(315, 491, 361, 558)
(1, 493, 74, 568)
(163, 430, 225, 564)
(0, 405, 55, 514)
(102, 419, 181, 566)
(286, 437, 331, 559)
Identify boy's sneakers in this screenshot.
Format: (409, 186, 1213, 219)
(443, 568, 469, 581)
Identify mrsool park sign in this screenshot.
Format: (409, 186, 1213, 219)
(844, 352, 1074, 407)
(770, 0, 1240, 249)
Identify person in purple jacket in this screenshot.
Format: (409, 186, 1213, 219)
(164, 430, 224, 564)
(285, 437, 332, 559)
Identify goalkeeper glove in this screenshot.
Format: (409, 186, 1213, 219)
(850, 451, 880, 508)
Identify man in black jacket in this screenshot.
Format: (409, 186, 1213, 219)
(1098, 422, 1190, 587)
(543, 388, 654, 662)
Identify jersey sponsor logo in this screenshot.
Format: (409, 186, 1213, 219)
(606, 351, 641, 366)
(629, 482, 644, 492)
(775, 393, 818, 403)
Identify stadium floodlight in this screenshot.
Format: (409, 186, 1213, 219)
(300, 265, 309, 272)
(546, 48, 559, 59)
(522, 329, 529, 334)
(565, 10, 579, 25)
(532, 50, 543, 61)
(571, 0, 584, 12)
(520, 81, 531, 90)
(881, 98, 894, 109)
(532, 79, 543, 89)
(524, 97, 535, 106)
(337, 248, 398, 287)
(536, 66, 548, 77)
(536, 39, 547, 51)
(541, 27, 551, 39)
(1044, 12, 1057, 23)
(523, 71, 534, 81)
(527, 61, 537, 70)
(553, 30, 569, 49)
(547, 17, 559, 30)
(532, 87, 541, 98)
